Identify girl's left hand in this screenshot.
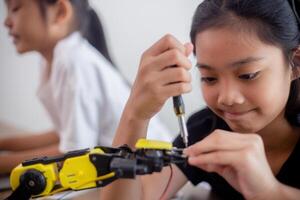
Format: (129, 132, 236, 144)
(184, 129, 280, 200)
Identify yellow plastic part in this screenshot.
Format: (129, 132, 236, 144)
(135, 139, 172, 150)
(10, 163, 58, 196)
(59, 148, 104, 190)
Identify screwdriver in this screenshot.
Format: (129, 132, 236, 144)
(173, 95, 189, 147)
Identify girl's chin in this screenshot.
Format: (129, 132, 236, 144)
(15, 45, 31, 54)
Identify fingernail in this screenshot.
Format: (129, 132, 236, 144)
(183, 147, 191, 155)
(183, 148, 188, 155)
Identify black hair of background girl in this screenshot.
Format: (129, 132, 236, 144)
(37, 0, 114, 66)
(190, 0, 300, 127)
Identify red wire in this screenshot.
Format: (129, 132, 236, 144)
(159, 165, 173, 200)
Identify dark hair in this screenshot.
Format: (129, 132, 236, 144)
(190, 0, 300, 126)
(37, 0, 114, 66)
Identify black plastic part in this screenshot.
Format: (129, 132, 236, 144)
(89, 154, 113, 176)
(20, 169, 47, 195)
(5, 169, 47, 200)
(23, 148, 89, 166)
(89, 153, 124, 187)
(110, 158, 137, 178)
(5, 184, 32, 200)
(173, 96, 185, 115)
(136, 150, 165, 172)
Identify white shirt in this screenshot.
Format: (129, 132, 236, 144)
(37, 32, 172, 152)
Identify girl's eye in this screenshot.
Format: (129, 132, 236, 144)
(201, 77, 217, 84)
(12, 7, 20, 12)
(238, 71, 260, 80)
(11, 5, 21, 12)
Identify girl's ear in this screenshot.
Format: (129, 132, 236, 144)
(53, 0, 73, 25)
(47, 0, 73, 28)
(291, 47, 300, 80)
(56, 0, 72, 24)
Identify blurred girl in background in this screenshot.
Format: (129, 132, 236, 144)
(0, 0, 171, 174)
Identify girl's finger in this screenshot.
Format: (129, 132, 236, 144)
(184, 130, 251, 156)
(185, 130, 263, 156)
(184, 42, 194, 57)
(160, 82, 192, 98)
(156, 67, 191, 86)
(188, 150, 242, 169)
(149, 48, 192, 71)
(144, 34, 186, 57)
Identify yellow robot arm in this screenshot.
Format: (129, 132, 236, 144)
(5, 139, 186, 200)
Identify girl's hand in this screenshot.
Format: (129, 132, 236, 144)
(184, 129, 280, 200)
(127, 34, 193, 120)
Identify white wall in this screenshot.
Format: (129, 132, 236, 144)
(0, 1, 205, 135)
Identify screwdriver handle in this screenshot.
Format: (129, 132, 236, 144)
(173, 95, 185, 115)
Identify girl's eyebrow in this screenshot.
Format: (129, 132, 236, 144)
(5, 0, 14, 7)
(196, 56, 265, 70)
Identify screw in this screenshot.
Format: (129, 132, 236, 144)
(28, 180, 35, 187)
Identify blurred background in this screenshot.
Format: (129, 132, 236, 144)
(0, 0, 205, 136)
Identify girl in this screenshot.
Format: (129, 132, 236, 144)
(102, 0, 300, 199)
(0, 0, 171, 174)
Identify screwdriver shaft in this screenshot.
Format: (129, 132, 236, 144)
(173, 96, 189, 147)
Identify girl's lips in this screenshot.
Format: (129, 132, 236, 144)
(222, 109, 254, 120)
(13, 37, 19, 44)
(10, 34, 20, 44)
(9, 31, 19, 38)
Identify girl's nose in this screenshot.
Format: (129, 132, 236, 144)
(4, 15, 12, 29)
(217, 81, 245, 107)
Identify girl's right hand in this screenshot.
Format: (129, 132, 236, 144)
(184, 130, 281, 200)
(126, 34, 194, 120)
